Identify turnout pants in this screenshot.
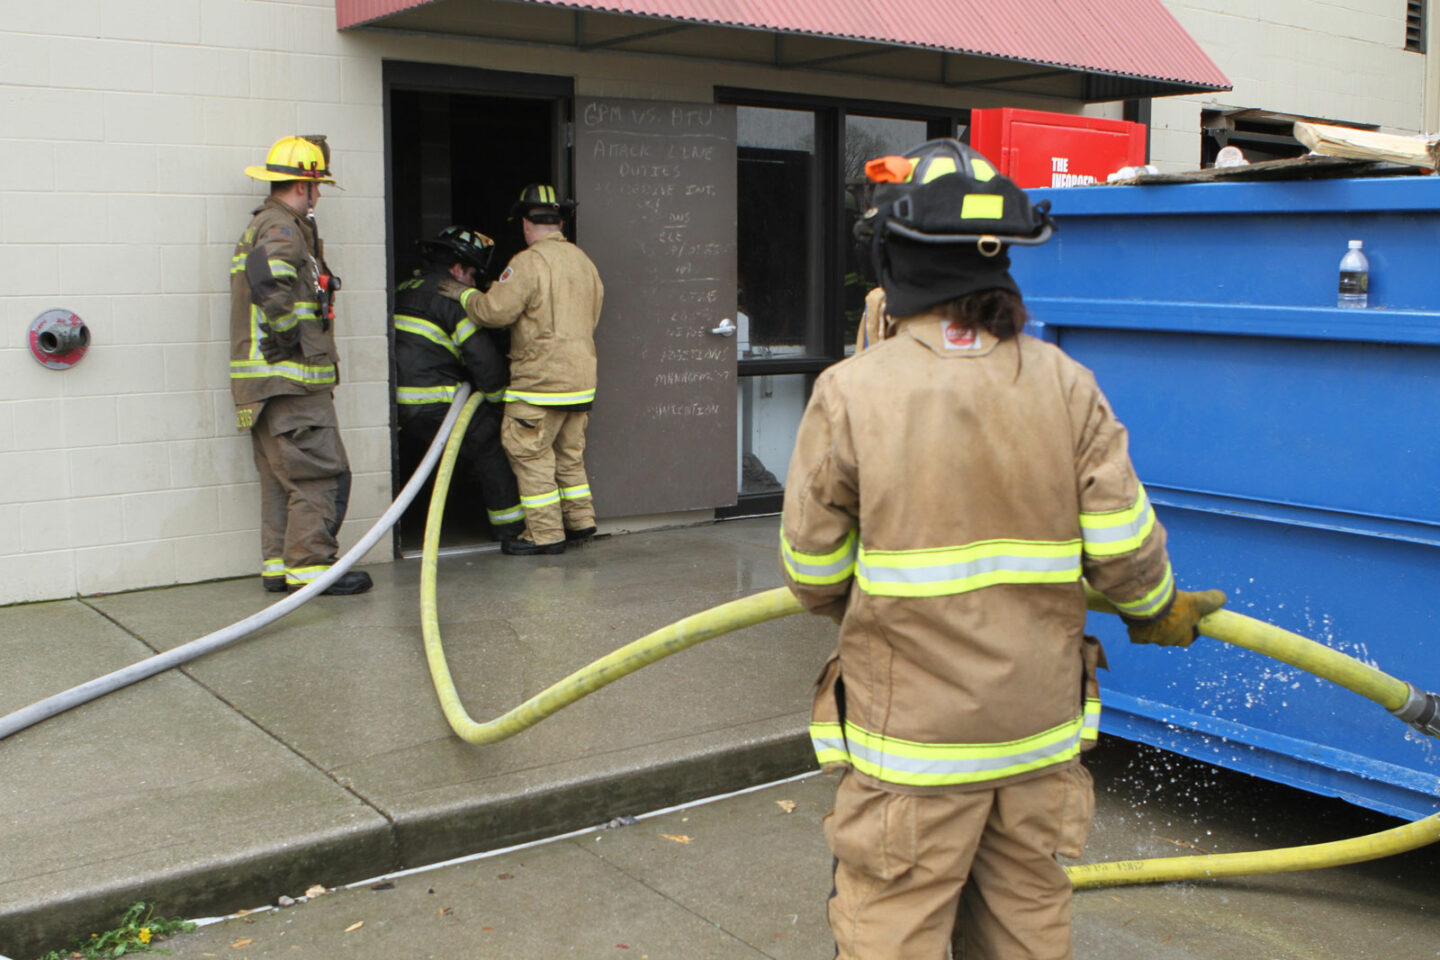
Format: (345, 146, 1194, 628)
(826, 764, 1094, 960)
(249, 392, 351, 590)
(399, 401, 524, 538)
(500, 400, 595, 546)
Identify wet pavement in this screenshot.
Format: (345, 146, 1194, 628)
(2, 518, 1438, 958)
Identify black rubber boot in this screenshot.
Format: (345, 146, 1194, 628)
(262, 576, 288, 593)
(502, 538, 566, 556)
(564, 526, 598, 543)
(288, 570, 374, 595)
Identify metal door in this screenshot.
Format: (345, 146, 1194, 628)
(574, 98, 739, 517)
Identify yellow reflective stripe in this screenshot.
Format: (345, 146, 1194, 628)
(230, 253, 247, 275)
(268, 309, 299, 333)
(397, 384, 458, 405)
(920, 156, 956, 183)
(810, 714, 1091, 787)
(487, 503, 525, 524)
(559, 484, 591, 500)
(395, 314, 461, 360)
(960, 194, 1004, 219)
(504, 387, 596, 406)
(455, 319, 478, 345)
(971, 158, 997, 181)
(1104, 562, 1176, 619)
(1080, 484, 1157, 558)
(541, 185, 556, 203)
(484, 389, 506, 403)
(229, 359, 337, 385)
(1081, 698, 1101, 742)
(268, 259, 297, 280)
(857, 538, 1080, 598)
(780, 527, 857, 586)
(521, 489, 561, 509)
(460, 287, 479, 311)
(293, 301, 320, 321)
(262, 557, 284, 576)
(285, 564, 329, 586)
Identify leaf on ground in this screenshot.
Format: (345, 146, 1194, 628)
(304, 884, 327, 898)
(234, 909, 252, 917)
(775, 799, 797, 813)
(344, 921, 364, 933)
(230, 938, 255, 949)
(660, 834, 692, 844)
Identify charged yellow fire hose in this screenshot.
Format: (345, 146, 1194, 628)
(421, 395, 1440, 888)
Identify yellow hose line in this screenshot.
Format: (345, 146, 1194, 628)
(1067, 812, 1440, 889)
(420, 439, 1437, 882)
(1084, 586, 1410, 712)
(419, 398, 804, 744)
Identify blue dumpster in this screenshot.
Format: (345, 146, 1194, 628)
(1013, 176, 1440, 820)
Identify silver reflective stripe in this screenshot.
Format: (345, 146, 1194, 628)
(847, 729, 1083, 778)
(858, 551, 1078, 585)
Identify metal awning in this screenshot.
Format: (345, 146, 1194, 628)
(337, 0, 1230, 101)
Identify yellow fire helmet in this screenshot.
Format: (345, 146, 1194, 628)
(244, 136, 337, 184)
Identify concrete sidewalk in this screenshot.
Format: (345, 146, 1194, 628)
(0, 518, 835, 958)
(4, 517, 1439, 958)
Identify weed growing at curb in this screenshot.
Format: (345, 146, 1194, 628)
(33, 902, 195, 960)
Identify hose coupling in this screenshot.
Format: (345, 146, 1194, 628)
(1389, 683, 1440, 739)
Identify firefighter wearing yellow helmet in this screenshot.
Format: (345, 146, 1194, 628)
(228, 135, 371, 596)
(780, 139, 1224, 959)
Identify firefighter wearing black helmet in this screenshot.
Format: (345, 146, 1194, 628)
(779, 140, 1225, 959)
(393, 226, 524, 541)
(438, 184, 603, 556)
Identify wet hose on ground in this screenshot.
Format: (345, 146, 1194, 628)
(0, 385, 477, 743)
(419, 404, 1440, 887)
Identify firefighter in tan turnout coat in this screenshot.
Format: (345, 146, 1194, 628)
(440, 184, 604, 556)
(780, 140, 1225, 960)
(229, 136, 371, 595)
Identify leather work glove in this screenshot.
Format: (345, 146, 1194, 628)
(1125, 589, 1226, 647)
(437, 277, 472, 302)
(258, 335, 293, 365)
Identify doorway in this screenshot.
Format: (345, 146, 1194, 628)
(384, 65, 570, 555)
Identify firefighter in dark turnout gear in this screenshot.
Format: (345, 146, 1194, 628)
(230, 135, 372, 596)
(394, 227, 524, 540)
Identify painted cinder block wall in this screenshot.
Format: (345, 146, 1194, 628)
(0, 0, 1433, 605)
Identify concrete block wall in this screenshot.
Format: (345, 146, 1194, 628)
(1152, 0, 1431, 170)
(0, 0, 392, 605)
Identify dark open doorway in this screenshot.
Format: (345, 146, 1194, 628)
(385, 66, 569, 555)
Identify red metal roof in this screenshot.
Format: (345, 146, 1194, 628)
(337, 0, 1230, 91)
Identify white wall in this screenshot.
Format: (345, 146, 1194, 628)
(1151, 0, 1431, 170)
(0, 0, 392, 603)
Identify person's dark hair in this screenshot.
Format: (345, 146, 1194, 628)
(943, 288, 1028, 341)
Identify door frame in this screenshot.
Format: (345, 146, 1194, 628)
(382, 60, 575, 557)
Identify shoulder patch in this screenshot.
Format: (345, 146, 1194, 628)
(498, 266, 514, 283)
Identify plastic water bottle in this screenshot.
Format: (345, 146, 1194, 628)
(1337, 240, 1369, 309)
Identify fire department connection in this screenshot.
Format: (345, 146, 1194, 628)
(2, 385, 1438, 891)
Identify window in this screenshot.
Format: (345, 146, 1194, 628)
(718, 93, 963, 516)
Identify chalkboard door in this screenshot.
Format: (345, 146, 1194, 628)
(575, 98, 739, 517)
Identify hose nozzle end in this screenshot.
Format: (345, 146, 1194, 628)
(1390, 683, 1440, 739)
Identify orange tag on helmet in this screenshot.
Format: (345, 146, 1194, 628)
(866, 156, 914, 184)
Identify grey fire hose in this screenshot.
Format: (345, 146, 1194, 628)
(0, 386, 474, 742)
